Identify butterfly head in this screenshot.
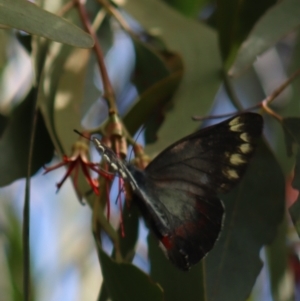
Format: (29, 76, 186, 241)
(92, 137, 127, 177)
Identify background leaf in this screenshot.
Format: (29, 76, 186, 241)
(98, 249, 164, 301)
(0, 0, 94, 48)
(0, 89, 53, 187)
(148, 234, 205, 301)
(229, 0, 300, 77)
(123, 0, 222, 155)
(216, 0, 276, 65)
(205, 141, 285, 301)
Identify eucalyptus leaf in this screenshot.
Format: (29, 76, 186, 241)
(0, 88, 53, 187)
(229, 0, 300, 77)
(123, 0, 222, 155)
(217, 0, 276, 65)
(98, 249, 163, 301)
(282, 117, 300, 189)
(0, 0, 94, 48)
(266, 217, 289, 301)
(289, 194, 300, 236)
(148, 234, 205, 301)
(205, 141, 285, 301)
(123, 71, 183, 135)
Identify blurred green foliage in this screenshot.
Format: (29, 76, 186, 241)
(0, 0, 300, 300)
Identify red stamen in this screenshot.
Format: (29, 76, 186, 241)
(81, 160, 99, 195)
(43, 161, 67, 174)
(55, 161, 77, 192)
(118, 176, 125, 238)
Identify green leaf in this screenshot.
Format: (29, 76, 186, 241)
(37, 43, 74, 155)
(1, 204, 24, 300)
(0, 0, 94, 48)
(293, 152, 300, 190)
(123, 71, 183, 135)
(132, 39, 171, 93)
(282, 118, 300, 236)
(98, 249, 164, 301)
(118, 204, 140, 260)
(289, 194, 300, 235)
(282, 117, 300, 189)
(98, 205, 141, 301)
(38, 46, 94, 199)
(123, 0, 222, 155)
(163, 0, 209, 17)
(266, 217, 289, 301)
(229, 0, 300, 77)
(205, 141, 285, 301)
(148, 234, 205, 301)
(0, 88, 53, 187)
(216, 0, 276, 65)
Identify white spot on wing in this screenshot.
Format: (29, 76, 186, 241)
(229, 117, 240, 126)
(230, 154, 245, 165)
(240, 133, 250, 142)
(239, 143, 252, 154)
(230, 124, 243, 132)
(223, 168, 239, 179)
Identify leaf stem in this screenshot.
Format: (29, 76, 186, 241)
(75, 0, 118, 114)
(23, 87, 39, 301)
(97, 0, 136, 37)
(193, 66, 300, 122)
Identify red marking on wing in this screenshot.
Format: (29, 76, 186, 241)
(161, 235, 174, 250)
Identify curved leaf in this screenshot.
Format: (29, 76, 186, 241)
(282, 117, 300, 189)
(123, 0, 222, 155)
(0, 89, 53, 187)
(290, 194, 300, 235)
(205, 141, 285, 301)
(0, 0, 94, 48)
(99, 249, 164, 301)
(148, 234, 205, 301)
(229, 0, 300, 77)
(123, 71, 183, 135)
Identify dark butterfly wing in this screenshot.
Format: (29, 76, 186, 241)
(128, 113, 263, 270)
(146, 112, 263, 194)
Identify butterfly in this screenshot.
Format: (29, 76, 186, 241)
(92, 112, 263, 270)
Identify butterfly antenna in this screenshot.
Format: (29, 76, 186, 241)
(128, 125, 146, 161)
(73, 129, 92, 141)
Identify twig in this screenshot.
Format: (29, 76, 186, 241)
(97, 0, 137, 37)
(260, 66, 300, 122)
(75, 0, 118, 114)
(57, 0, 75, 16)
(193, 66, 300, 122)
(263, 67, 300, 106)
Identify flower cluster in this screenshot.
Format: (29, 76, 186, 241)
(44, 136, 112, 199)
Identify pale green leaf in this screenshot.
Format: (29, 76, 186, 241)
(0, 0, 94, 48)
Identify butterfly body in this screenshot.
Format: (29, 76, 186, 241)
(93, 113, 263, 270)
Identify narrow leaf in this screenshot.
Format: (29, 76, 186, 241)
(148, 234, 205, 301)
(205, 141, 285, 301)
(289, 194, 300, 235)
(98, 249, 164, 301)
(123, 0, 222, 154)
(282, 117, 300, 189)
(0, 89, 53, 187)
(229, 0, 300, 77)
(0, 0, 94, 48)
(123, 71, 183, 135)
